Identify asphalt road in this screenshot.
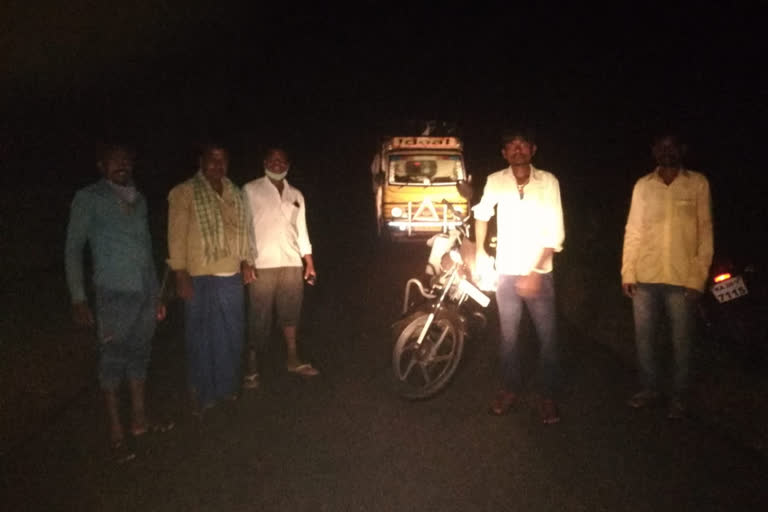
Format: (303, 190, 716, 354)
(2, 238, 767, 512)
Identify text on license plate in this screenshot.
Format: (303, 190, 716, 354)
(711, 275, 748, 303)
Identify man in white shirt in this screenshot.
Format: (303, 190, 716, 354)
(242, 148, 318, 388)
(473, 129, 565, 425)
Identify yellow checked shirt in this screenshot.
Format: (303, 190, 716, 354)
(621, 168, 713, 292)
(167, 180, 244, 277)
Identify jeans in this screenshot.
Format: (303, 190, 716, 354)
(632, 283, 696, 396)
(496, 273, 559, 396)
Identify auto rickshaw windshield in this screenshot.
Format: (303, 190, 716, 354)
(389, 154, 464, 184)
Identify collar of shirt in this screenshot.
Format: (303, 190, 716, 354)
(502, 165, 543, 183)
(648, 167, 690, 184)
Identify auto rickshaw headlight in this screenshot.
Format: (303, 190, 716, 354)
(391, 207, 403, 218)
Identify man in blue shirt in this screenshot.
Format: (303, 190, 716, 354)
(65, 144, 170, 462)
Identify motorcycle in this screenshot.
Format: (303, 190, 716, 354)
(699, 253, 768, 370)
(391, 200, 493, 399)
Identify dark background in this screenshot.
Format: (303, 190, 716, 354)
(3, 7, 768, 502)
(2, 2, 766, 271)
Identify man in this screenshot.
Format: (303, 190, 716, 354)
(242, 147, 318, 389)
(622, 134, 713, 419)
(473, 130, 565, 425)
(65, 144, 171, 463)
(167, 144, 255, 415)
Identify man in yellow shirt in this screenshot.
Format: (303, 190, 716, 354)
(622, 134, 713, 419)
(167, 143, 256, 415)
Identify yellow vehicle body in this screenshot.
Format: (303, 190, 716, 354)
(373, 136, 471, 240)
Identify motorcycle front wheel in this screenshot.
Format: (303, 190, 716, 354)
(392, 309, 465, 400)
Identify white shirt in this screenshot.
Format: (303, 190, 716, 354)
(472, 166, 565, 275)
(243, 177, 312, 269)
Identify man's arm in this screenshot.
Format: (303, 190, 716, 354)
(167, 185, 194, 299)
(475, 219, 488, 255)
(64, 191, 94, 326)
(621, 182, 644, 297)
(242, 187, 258, 266)
(533, 176, 565, 272)
(138, 196, 166, 320)
(240, 188, 258, 284)
(472, 176, 497, 259)
(139, 197, 160, 297)
(472, 177, 497, 283)
(296, 192, 313, 263)
(686, 176, 714, 292)
(295, 192, 316, 283)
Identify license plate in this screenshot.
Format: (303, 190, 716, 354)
(458, 279, 491, 308)
(711, 275, 748, 303)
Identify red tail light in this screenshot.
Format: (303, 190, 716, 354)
(714, 273, 731, 283)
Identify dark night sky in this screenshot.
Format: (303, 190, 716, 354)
(2, 2, 766, 259)
(3, 3, 764, 161)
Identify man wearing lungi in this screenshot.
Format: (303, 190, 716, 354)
(168, 143, 256, 415)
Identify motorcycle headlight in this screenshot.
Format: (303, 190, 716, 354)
(391, 207, 403, 218)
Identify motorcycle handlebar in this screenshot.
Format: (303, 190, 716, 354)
(441, 198, 471, 226)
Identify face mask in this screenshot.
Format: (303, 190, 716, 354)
(265, 168, 288, 181)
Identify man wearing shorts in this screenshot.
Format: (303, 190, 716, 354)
(65, 144, 170, 462)
(242, 147, 318, 388)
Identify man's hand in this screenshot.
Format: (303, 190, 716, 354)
(175, 270, 194, 300)
(156, 302, 167, 321)
(72, 302, 94, 327)
(242, 262, 258, 285)
(474, 247, 490, 282)
(516, 272, 543, 298)
(304, 262, 317, 285)
(622, 283, 637, 298)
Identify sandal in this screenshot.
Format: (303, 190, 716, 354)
(242, 372, 260, 390)
(489, 390, 518, 416)
(110, 440, 136, 464)
(286, 363, 320, 377)
(131, 418, 175, 437)
(191, 400, 216, 419)
(627, 389, 660, 409)
(540, 399, 561, 425)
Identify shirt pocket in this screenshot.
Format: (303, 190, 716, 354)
(283, 199, 300, 224)
(673, 198, 695, 220)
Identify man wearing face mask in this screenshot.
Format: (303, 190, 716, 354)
(241, 148, 318, 388)
(65, 144, 171, 462)
(167, 143, 255, 416)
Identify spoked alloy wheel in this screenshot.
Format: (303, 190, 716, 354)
(392, 310, 464, 399)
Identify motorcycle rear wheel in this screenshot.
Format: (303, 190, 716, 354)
(392, 309, 465, 400)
